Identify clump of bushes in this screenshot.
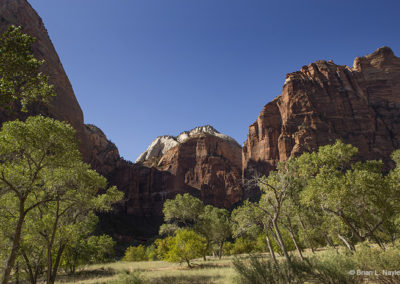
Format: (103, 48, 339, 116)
(117, 270, 145, 284)
(233, 244, 400, 284)
(123, 245, 147, 262)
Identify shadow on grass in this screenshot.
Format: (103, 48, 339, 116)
(150, 274, 222, 284)
(194, 262, 232, 269)
(56, 267, 117, 282)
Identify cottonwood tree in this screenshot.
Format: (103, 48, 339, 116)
(0, 116, 122, 284)
(62, 234, 115, 274)
(165, 229, 206, 268)
(28, 162, 121, 283)
(232, 200, 279, 266)
(0, 25, 54, 112)
(255, 160, 303, 264)
(160, 193, 232, 260)
(159, 193, 204, 235)
(300, 141, 396, 251)
(196, 205, 231, 259)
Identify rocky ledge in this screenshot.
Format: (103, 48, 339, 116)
(135, 125, 239, 163)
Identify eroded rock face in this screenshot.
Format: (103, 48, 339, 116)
(135, 125, 238, 163)
(89, 125, 244, 216)
(0, 1, 244, 239)
(155, 132, 243, 208)
(85, 126, 243, 238)
(243, 47, 400, 179)
(0, 0, 91, 156)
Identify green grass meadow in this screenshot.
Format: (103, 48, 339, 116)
(55, 256, 238, 284)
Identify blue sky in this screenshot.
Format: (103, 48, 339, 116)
(29, 0, 400, 162)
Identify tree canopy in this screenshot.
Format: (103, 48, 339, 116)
(0, 25, 54, 112)
(0, 116, 123, 284)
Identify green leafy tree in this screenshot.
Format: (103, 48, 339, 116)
(0, 116, 122, 284)
(229, 236, 256, 255)
(232, 200, 278, 265)
(123, 245, 147, 262)
(159, 193, 204, 235)
(0, 26, 54, 112)
(145, 244, 158, 261)
(165, 229, 206, 268)
(160, 193, 232, 260)
(300, 141, 396, 250)
(196, 205, 231, 259)
(62, 234, 116, 274)
(154, 237, 174, 260)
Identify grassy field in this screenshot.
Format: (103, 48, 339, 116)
(54, 256, 241, 284)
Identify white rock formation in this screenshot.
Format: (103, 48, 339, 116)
(135, 125, 238, 163)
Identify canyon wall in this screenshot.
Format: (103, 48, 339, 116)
(243, 47, 400, 179)
(0, 0, 243, 238)
(2, 0, 400, 240)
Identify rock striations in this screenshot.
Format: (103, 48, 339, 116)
(85, 125, 243, 238)
(0, 0, 91, 155)
(243, 46, 400, 179)
(135, 126, 243, 208)
(136, 125, 239, 163)
(2, 0, 400, 241)
(0, 0, 244, 238)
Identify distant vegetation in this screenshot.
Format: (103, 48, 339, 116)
(2, 26, 400, 283)
(122, 140, 400, 283)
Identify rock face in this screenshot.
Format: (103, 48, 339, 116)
(100, 125, 243, 216)
(0, 0, 244, 239)
(84, 122, 244, 219)
(86, 125, 243, 239)
(136, 125, 238, 163)
(4, 0, 400, 241)
(0, 0, 91, 156)
(243, 47, 400, 178)
(135, 126, 243, 209)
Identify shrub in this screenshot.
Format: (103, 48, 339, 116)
(146, 244, 158, 261)
(230, 237, 256, 255)
(123, 245, 147, 262)
(233, 250, 362, 284)
(117, 270, 145, 284)
(164, 229, 206, 268)
(223, 241, 234, 256)
(232, 255, 309, 284)
(308, 250, 358, 284)
(154, 237, 174, 260)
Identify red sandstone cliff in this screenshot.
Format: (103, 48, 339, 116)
(0, 0, 92, 156)
(3, 0, 400, 240)
(0, 1, 243, 235)
(87, 125, 243, 217)
(243, 47, 400, 179)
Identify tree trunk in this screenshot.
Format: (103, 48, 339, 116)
(337, 232, 355, 252)
(287, 218, 305, 261)
(47, 199, 60, 284)
(1, 200, 26, 284)
(218, 242, 223, 259)
(33, 249, 44, 284)
(298, 214, 316, 253)
(263, 224, 278, 267)
(15, 262, 19, 284)
(338, 213, 364, 243)
(323, 234, 335, 248)
(203, 240, 210, 261)
(49, 244, 65, 284)
(373, 236, 386, 251)
(272, 217, 291, 263)
(21, 249, 36, 284)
